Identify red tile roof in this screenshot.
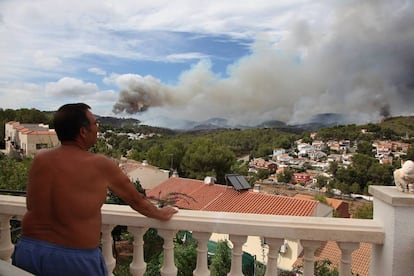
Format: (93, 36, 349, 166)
(293, 194, 351, 218)
(147, 177, 318, 216)
(294, 241, 371, 276)
(7, 121, 56, 135)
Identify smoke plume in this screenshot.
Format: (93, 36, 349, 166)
(113, 0, 414, 127)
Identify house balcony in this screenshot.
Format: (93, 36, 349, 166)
(0, 185, 413, 276)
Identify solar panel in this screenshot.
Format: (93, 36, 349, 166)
(225, 174, 251, 191)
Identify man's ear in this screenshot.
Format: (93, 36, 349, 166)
(79, 126, 88, 138)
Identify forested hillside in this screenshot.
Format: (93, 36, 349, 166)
(2, 107, 414, 188)
(379, 116, 414, 137)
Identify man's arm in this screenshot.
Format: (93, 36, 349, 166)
(100, 156, 177, 220)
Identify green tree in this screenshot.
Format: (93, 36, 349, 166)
(0, 155, 31, 191)
(231, 160, 249, 176)
(405, 145, 414, 161)
(146, 145, 163, 167)
(353, 203, 373, 219)
(328, 161, 339, 177)
(300, 133, 313, 144)
(257, 169, 270, 180)
(316, 175, 329, 188)
(210, 240, 231, 276)
(277, 169, 293, 184)
(334, 153, 393, 194)
(181, 138, 235, 183)
(357, 141, 374, 156)
(174, 232, 197, 276)
(349, 182, 360, 194)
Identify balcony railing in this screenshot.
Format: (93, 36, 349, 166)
(0, 186, 413, 276)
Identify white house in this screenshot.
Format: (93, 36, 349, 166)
(5, 121, 60, 157)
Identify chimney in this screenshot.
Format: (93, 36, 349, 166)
(253, 184, 262, 193)
(204, 176, 216, 185)
(171, 169, 179, 178)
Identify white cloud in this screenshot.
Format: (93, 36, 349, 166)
(45, 77, 99, 97)
(165, 52, 208, 62)
(0, 82, 43, 108)
(88, 67, 107, 76)
(1, 0, 413, 128)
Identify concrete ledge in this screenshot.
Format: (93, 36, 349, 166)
(0, 260, 33, 276)
(369, 185, 414, 207)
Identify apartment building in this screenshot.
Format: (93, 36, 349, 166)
(4, 121, 60, 157)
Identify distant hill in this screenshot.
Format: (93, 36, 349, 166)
(379, 116, 414, 137)
(96, 115, 140, 128)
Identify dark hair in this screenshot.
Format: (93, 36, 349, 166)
(53, 103, 91, 141)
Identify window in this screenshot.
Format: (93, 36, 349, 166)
(36, 143, 49, 150)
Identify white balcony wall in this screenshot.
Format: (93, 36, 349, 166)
(2, 186, 413, 275)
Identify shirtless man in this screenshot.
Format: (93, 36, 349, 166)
(12, 103, 177, 275)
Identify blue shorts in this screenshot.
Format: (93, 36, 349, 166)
(12, 236, 108, 276)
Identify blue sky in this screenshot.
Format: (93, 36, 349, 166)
(1, 0, 413, 128)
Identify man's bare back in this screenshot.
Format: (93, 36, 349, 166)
(21, 106, 177, 249)
(14, 103, 177, 275)
(22, 146, 111, 248)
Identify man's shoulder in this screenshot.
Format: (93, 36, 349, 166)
(89, 153, 118, 167)
(33, 147, 56, 159)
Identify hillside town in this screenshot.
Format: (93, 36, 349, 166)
(250, 135, 409, 193)
(2, 119, 411, 275)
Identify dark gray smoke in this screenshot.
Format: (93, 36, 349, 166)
(380, 104, 391, 119)
(112, 75, 176, 114)
(113, 89, 154, 113)
(113, 0, 414, 127)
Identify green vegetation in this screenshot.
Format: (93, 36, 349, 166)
(0, 154, 31, 191)
(210, 240, 231, 276)
(292, 259, 339, 276)
(353, 203, 373, 219)
(3, 108, 412, 194)
(379, 116, 414, 138)
(330, 154, 394, 194)
(2, 108, 413, 275)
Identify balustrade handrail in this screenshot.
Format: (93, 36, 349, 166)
(0, 194, 388, 275)
(0, 194, 384, 245)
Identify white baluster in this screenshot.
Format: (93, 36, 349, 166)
(128, 226, 148, 276)
(192, 231, 211, 276)
(101, 224, 116, 275)
(337, 242, 359, 276)
(157, 229, 177, 276)
(301, 240, 321, 276)
(264, 238, 284, 276)
(0, 215, 13, 262)
(228, 234, 247, 276)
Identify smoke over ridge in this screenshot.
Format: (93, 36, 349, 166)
(113, 1, 414, 128)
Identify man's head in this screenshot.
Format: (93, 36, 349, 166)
(53, 103, 95, 142)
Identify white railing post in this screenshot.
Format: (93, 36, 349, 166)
(228, 234, 247, 276)
(0, 215, 14, 262)
(192, 231, 211, 276)
(264, 237, 284, 276)
(128, 226, 148, 276)
(369, 186, 414, 275)
(101, 224, 116, 275)
(157, 229, 177, 276)
(301, 240, 321, 276)
(337, 242, 359, 276)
